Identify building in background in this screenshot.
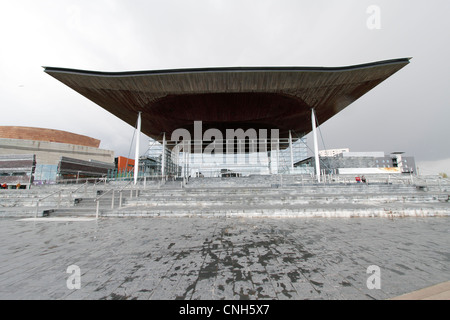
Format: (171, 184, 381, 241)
(0, 154, 35, 189)
(44, 58, 410, 179)
(296, 150, 416, 175)
(111, 156, 155, 179)
(111, 145, 180, 179)
(319, 148, 349, 157)
(0, 126, 114, 184)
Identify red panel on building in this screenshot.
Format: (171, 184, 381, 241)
(116, 156, 135, 172)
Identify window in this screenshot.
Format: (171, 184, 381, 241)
(34, 164, 58, 182)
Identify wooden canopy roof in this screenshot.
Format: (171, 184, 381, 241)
(44, 58, 410, 150)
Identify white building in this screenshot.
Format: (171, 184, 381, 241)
(319, 148, 350, 157)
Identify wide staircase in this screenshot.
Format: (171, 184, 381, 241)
(1, 175, 449, 218)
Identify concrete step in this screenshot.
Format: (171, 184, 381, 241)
(48, 208, 96, 217)
(102, 201, 450, 218)
(125, 196, 448, 209)
(137, 185, 421, 196)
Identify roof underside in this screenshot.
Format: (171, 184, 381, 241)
(44, 58, 410, 151)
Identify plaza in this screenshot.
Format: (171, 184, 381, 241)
(0, 216, 448, 300)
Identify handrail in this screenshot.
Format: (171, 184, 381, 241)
(56, 177, 102, 185)
(71, 181, 88, 194)
(38, 189, 64, 202)
(93, 177, 106, 187)
(93, 180, 136, 219)
(118, 180, 133, 193)
(94, 188, 114, 219)
(94, 188, 114, 201)
(35, 187, 65, 218)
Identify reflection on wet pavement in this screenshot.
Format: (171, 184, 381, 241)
(0, 217, 448, 300)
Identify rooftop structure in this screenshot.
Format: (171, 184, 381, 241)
(44, 58, 410, 150)
(0, 126, 100, 148)
(44, 58, 410, 179)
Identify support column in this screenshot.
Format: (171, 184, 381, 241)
(183, 140, 187, 180)
(276, 137, 280, 175)
(134, 111, 142, 185)
(311, 109, 321, 183)
(161, 132, 166, 178)
(269, 130, 279, 175)
(289, 130, 294, 173)
(187, 141, 190, 179)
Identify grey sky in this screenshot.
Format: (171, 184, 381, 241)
(0, 0, 449, 174)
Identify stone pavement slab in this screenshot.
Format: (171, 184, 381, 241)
(0, 216, 448, 300)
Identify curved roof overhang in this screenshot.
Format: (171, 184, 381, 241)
(44, 58, 410, 151)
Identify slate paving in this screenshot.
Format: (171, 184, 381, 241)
(0, 216, 448, 300)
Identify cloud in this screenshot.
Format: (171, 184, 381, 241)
(416, 158, 450, 176)
(0, 0, 449, 164)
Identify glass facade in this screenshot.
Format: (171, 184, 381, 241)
(33, 164, 58, 184)
(143, 137, 310, 178)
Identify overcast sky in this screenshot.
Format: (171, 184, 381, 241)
(0, 0, 449, 174)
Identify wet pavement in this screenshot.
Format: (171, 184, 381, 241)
(0, 216, 449, 300)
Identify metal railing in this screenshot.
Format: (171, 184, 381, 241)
(70, 181, 89, 198)
(94, 188, 114, 219)
(94, 180, 136, 219)
(35, 188, 65, 218)
(55, 177, 105, 185)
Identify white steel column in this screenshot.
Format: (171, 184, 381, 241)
(161, 132, 166, 178)
(276, 138, 280, 175)
(289, 130, 294, 173)
(183, 140, 186, 179)
(311, 109, 321, 182)
(187, 141, 190, 178)
(134, 111, 142, 185)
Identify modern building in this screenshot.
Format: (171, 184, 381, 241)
(57, 157, 114, 181)
(319, 148, 350, 157)
(111, 155, 163, 178)
(0, 154, 35, 189)
(114, 156, 136, 175)
(296, 150, 416, 175)
(44, 58, 411, 179)
(0, 126, 114, 184)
